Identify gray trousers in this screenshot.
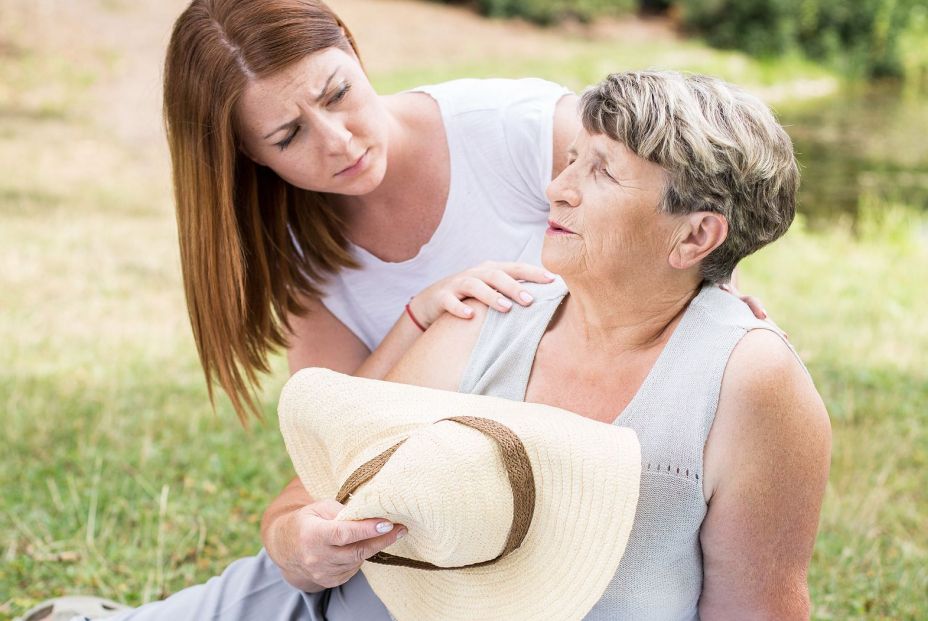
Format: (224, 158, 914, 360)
(107, 549, 393, 621)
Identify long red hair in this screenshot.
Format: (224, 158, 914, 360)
(163, 0, 362, 423)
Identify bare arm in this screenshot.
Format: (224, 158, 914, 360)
(265, 296, 412, 591)
(385, 299, 488, 389)
(699, 330, 831, 619)
(264, 264, 546, 591)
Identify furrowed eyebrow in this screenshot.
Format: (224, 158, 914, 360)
(263, 119, 297, 141)
(262, 68, 340, 140)
(314, 69, 338, 103)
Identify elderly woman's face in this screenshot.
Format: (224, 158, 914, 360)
(236, 47, 390, 195)
(543, 129, 674, 281)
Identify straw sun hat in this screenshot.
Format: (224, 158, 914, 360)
(278, 368, 641, 621)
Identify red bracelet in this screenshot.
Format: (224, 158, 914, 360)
(405, 302, 427, 332)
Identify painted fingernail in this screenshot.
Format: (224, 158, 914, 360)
(760, 309, 768, 319)
(519, 291, 534, 304)
(376, 522, 394, 534)
(498, 298, 513, 310)
(462, 306, 473, 316)
(396, 528, 407, 540)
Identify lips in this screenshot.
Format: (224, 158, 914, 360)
(335, 149, 368, 177)
(547, 219, 576, 234)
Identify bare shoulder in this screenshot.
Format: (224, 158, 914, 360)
(384, 91, 444, 134)
(723, 329, 828, 445)
(385, 300, 489, 391)
(698, 328, 831, 618)
(705, 328, 830, 497)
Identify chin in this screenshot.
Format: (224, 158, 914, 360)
(540, 240, 570, 276)
(340, 151, 388, 196)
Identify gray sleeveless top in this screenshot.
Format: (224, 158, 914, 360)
(459, 278, 795, 621)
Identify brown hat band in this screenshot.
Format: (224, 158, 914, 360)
(335, 415, 536, 571)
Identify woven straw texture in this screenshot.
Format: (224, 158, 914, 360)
(278, 368, 641, 621)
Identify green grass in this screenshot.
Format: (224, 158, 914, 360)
(739, 203, 928, 619)
(372, 33, 837, 99)
(1, 3, 926, 620)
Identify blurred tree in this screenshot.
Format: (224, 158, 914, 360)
(431, 0, 927, 83)
(434, 0, 637, 24)
(681, 0, 928, 81)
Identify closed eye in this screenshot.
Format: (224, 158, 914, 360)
(275, 126, 300, 151)
(328, 82, 352, 106)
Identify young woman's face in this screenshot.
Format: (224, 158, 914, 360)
(236, 47, 390, 195)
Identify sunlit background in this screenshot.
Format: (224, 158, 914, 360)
(1, 0, 926, 619)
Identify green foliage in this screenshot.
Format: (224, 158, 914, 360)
(681, 0, 928, 81)
(434, 0, 637, 24)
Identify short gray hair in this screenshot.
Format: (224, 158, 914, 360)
(580, 71, 799, 284)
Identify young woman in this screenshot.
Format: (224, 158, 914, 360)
(24, 1, 764, 619)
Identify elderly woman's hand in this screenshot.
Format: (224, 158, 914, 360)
(408, 262, 555, 330)
(269, 498, 406, 592)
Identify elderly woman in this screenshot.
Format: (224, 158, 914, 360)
(375, 71, 831, 619)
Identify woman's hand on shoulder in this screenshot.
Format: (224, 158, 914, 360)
(719, 281, 770, 322)
(408, 261, 555, 330)
(700, 329, 830, 619)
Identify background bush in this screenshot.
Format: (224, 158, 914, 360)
(435, 0, 637, 24)
(435, 0, 928, 82)
(677, 0, 928, 81)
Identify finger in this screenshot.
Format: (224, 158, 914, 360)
(471, 269, 541, 307)
(488, 262, 557, 284)
(324, 517, 397, 548)
(457, 277, 514, 312)
(329, 567, 362, 586)
(349, 526, 408, 564)
(440, 291, 475, 319)
(742, 296, 768, 320)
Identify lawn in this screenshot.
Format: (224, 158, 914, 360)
(1, 1, 925, 619)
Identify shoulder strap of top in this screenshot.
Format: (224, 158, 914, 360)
(459, 279, 568, 400)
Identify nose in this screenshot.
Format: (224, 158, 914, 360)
(316, 113, 352, 156)
(546, 166, 581, 208)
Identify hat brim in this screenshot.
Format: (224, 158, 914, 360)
(279, 368, 641, 621)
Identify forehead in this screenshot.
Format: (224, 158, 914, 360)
(238, 47, 354, 122)
(571, 128, 668, 182)
(571, 129, 639, 162)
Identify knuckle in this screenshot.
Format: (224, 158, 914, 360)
(461, 277, 484, 293)
(331, 528, 352, 547)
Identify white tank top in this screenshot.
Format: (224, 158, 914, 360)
(318, 78, 570, 350)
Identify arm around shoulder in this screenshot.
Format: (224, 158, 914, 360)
(385, 299, 489, 391)
(699, 329, 831, 620)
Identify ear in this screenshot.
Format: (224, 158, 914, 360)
(668, 212, 728, 271)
